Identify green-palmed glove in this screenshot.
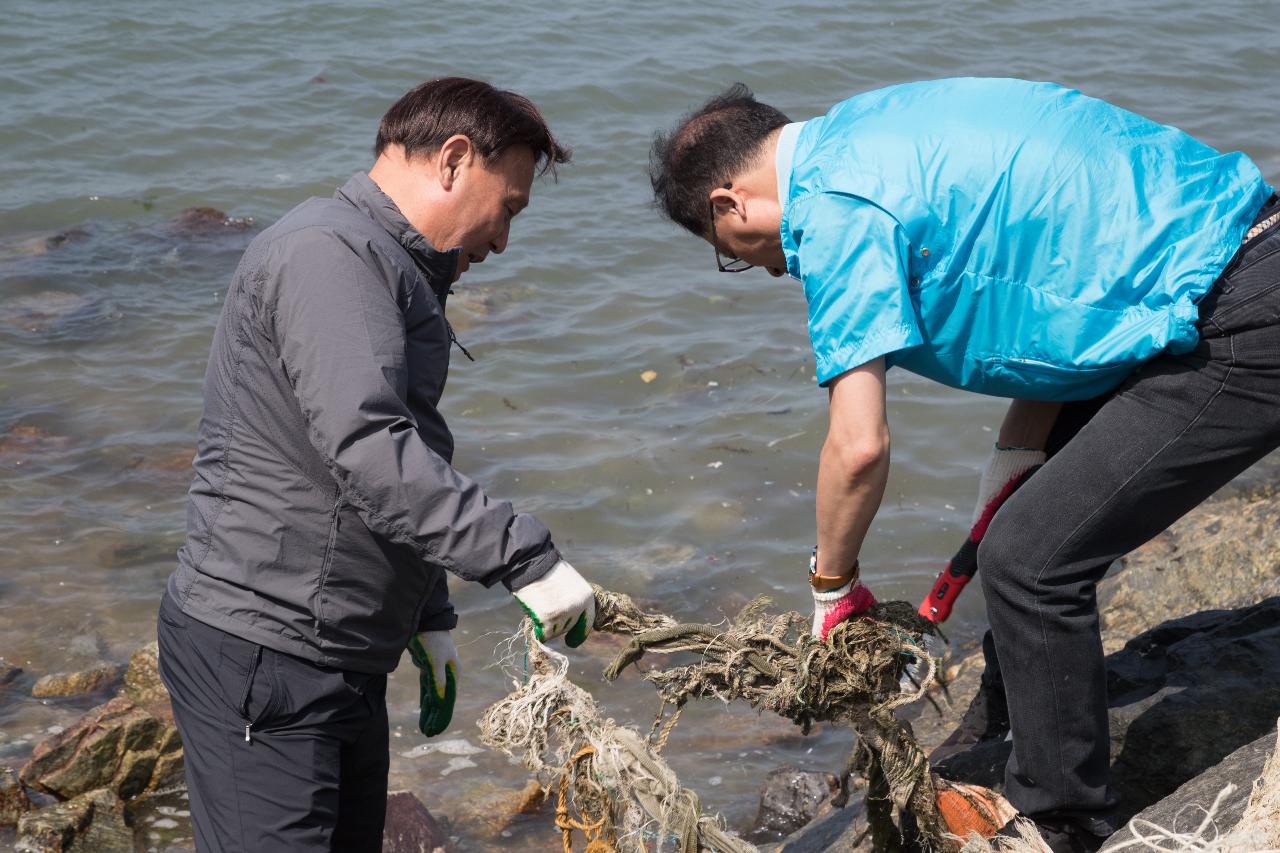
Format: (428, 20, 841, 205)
(408, 631, 459, 738)
(511, 559, 595, 647)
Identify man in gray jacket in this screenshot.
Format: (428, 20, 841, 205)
(156, 77, 596, 852)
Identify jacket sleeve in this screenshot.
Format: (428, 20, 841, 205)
(265, 227, 559, 591)
(417, 571, 458, 632)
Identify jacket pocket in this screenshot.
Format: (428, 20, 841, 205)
(313, 497, 342, 642)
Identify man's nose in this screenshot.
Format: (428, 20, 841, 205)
(491, 224, 510, 255)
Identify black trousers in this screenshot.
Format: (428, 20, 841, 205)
(977, 195, 1280, 834)
(156, 592, 390, 852)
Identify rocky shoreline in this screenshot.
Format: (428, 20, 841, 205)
(765, 478, 1280, 851)
(3, 475, 1279, 851)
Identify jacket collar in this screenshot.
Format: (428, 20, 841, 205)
(334, 172, 459, 300)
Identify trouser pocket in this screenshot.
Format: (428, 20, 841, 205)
(216, 632, 277, 743)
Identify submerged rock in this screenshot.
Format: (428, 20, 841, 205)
(0, 292, 100, 335)
(31, 664, 121, 700)
(161, 206, 254, 235)
(15, 788, 131, 853)
(20, 696, 182, 801)
(382, 790, 450, 853)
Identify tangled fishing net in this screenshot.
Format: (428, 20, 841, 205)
(478, 586, 950, 852)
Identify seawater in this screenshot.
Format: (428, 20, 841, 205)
(1, 2, 1277, 848)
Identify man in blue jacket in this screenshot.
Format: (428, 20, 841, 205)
(158, 78, 596, 852)
(650, 78, 1277, 851)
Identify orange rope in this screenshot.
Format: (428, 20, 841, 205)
(555, 745, 615, 853)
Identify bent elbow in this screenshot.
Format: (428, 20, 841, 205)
(823, 432, 889, 481)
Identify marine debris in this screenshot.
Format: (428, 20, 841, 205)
(478, 587, 949, 852)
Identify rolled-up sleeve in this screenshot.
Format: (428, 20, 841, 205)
(265, 227, 559, 591)
(792, 193, 922, 385)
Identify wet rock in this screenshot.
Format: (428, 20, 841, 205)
(16, 788, 131, 852)
(382, 790, 450, 853)
(31, 664, 121, 699)
(1, 765, 31, 827)
(162, 206, 254, 235)
(750, 766, 839, 839)
(121, 642, 167, 706)
(1104, 727, 1275, 850)
(20, 696, 182, 801)
(1, 659, 22, 687)
(510, 778, 545, 815)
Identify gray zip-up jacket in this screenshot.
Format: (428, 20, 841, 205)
(168, 173, 560, 673)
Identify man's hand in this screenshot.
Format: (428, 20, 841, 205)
(812, 578, 878, 640)
(408, 631, 459, 737)
(919, 445, 1044, 622)
(512, 559, 595, 647)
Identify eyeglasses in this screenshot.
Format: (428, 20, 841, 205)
(708, 195, 755, 273)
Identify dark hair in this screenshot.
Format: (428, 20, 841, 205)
(650, 83, 790, 236)
(375, 77, 570, 177)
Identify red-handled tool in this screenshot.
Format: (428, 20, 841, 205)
(920, 542, 978, 622)
(918, 465, 1042, 623)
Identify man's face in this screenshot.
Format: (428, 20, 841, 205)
(706, 193, 788, 277)
(438, 145, 535, 279)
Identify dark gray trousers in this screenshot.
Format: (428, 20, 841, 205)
(977, 195, 1280, 834)
(156, 591, 389, 852)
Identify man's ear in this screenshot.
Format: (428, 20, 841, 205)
(435, 135, 474, 191)
(708, 186, 746, 222)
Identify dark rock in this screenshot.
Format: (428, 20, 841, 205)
(1, 765, 31, 827)
(383, 790, 450, 853)
(1106, 598, 1280, 816)
(764, 797, 870, 853)
(16, 788, 131, 852)
(935, 597, 1280, 825)
(750, 765, 839, 839)
(1104, 728, 1275, 849)
(21, 696, 182, 801)
(0, 660, 23, 687)
(31, 664, 121, 699)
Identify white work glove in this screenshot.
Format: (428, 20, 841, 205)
(811, 579, 877, 640)
(407, 630, 460, 737)
(512, 559, 595, 647)
(971, 445, 1046, 529)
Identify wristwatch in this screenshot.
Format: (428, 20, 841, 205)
(808, 546, 859, 591)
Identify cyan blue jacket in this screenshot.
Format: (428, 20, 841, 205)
(780, 78, 1272, 400)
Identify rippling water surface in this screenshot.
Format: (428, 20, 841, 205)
(2, 1, 1277, 848)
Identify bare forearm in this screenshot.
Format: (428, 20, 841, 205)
(814, 437, 889, 580)
(998, 399, 1062, 451)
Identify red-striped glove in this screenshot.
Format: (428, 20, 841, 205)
(812, 580, 878, 640)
